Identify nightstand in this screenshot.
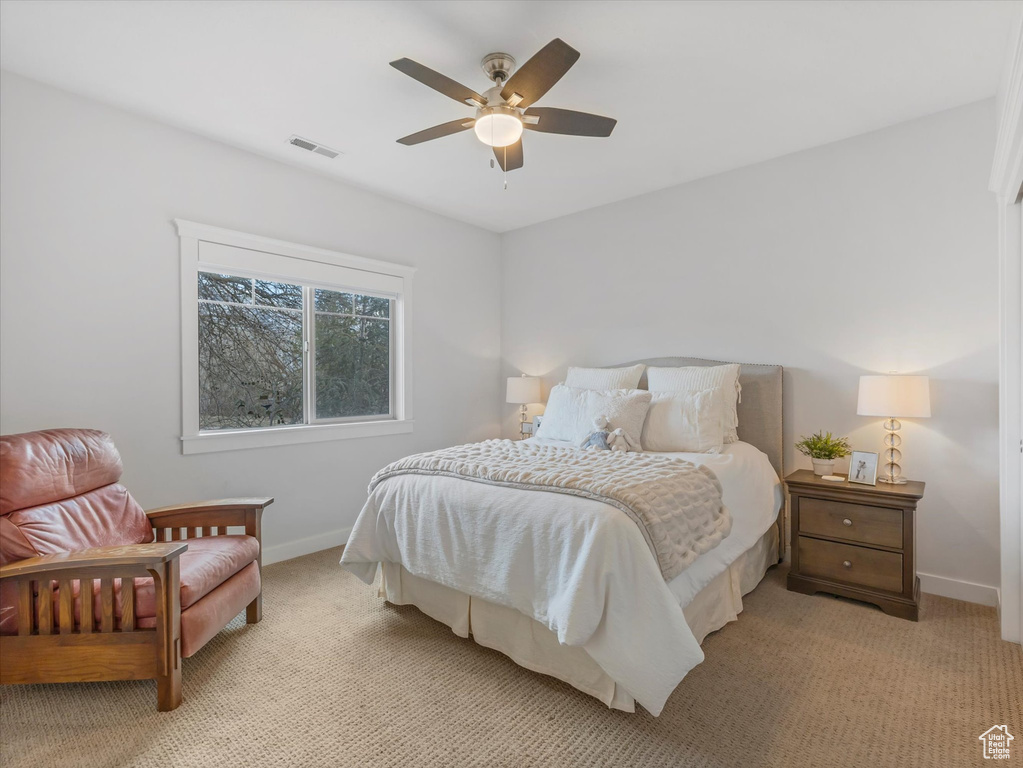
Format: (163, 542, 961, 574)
(785, 469, 925, 621)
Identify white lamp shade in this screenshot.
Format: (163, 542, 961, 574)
(506, 376, 541, 405)
(857, 375, 931, 418)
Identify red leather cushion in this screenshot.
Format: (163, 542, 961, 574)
(180, 562, 261, 658)
(1, 484, 153, 562)
(91, 535, 259, 620)
(148, 535, 260, 612)
(0, 516, 35, 565)
(1, 429, 123, 515)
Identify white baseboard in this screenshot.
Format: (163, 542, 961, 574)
(918, 571, 1000, 607)
(262, 526, 352, 566)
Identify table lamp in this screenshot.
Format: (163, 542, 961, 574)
(857, 374, 931, 484)
(506, 375, 541, 440)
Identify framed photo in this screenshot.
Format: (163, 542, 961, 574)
(848, 451, 879, 486)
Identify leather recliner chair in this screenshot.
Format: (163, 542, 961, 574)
(0, 428, 272, 710)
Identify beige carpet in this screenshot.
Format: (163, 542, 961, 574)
(1, 547, 1019, 768)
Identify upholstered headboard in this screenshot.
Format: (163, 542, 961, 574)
(617, 357, 784, 479)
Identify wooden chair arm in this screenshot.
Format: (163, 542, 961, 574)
(146, 497, 272, 532)
(146, 499, 272, 527)
(0, 542, 188, 580)
(146, 497, 274, 518)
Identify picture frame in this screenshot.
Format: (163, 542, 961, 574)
(848, 450, 879, 486)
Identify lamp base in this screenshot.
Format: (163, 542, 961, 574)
(878, 417, 907, 485)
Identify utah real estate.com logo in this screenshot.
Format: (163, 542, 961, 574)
(979, 725, 1014, 760)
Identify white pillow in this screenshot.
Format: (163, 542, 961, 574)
(564, 364, 645, 391)
(591, 388, 653, 451)
(534, 385, 590, 442)
(641, 389, 727, 452)
(646, 364, 741, 443)
(535, 385, 652, 450)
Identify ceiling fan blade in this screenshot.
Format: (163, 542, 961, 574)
(390, 58, 484, 106)
(500, 39, 580, 108)
(494, 140, 523, 172)
(523, 107, 617, 137)
(397, 119, 474, 146)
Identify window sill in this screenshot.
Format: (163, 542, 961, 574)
(181, 419, 414, 455)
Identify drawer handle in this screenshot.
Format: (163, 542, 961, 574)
(842, 560, 852, 568)
(843, 518, 853, 526)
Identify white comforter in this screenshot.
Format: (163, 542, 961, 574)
(341, 440, 781, 716)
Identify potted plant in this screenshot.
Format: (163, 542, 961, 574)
(795, 431, 852, 476)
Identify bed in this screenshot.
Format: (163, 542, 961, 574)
(341, 357, 784, 716)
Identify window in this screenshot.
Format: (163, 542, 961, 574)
(198, 273, 305, 430)
(177, 221, 414, 453)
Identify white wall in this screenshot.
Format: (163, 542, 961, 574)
(501, 100, 1001, 603)
(0, 72, 503, 563)
(0, 71, 1003, 604)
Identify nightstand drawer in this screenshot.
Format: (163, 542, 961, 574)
(798, 497, 903, 548)
(797, 537, 903, 593)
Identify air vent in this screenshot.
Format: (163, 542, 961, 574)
(288, 135, 341, 159)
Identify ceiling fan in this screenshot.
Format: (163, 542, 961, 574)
(390, 38, 617, 172)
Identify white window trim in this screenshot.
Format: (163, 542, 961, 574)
(175, 219, 415, 454)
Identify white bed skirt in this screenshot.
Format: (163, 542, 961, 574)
(379, 525, 779, 713)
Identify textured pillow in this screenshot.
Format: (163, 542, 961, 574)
(536, 385, 652, 449)
(564, 364, 645, 391)
(591, 388, 653, 451)
(646, 364, 741, 443)
(641, 389, 727, 452)
(534, 385, 592, 442)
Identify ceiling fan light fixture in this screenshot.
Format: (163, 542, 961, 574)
(473, 106, 523, 147)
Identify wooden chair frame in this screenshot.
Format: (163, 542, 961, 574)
(0, 497, 272, 711)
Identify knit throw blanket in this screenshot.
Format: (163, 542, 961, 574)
(370, 439, 731, 581)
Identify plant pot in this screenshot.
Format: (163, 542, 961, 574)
(811, 459, 836, 476)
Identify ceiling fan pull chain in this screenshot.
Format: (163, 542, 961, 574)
(504, 146, 508, 190)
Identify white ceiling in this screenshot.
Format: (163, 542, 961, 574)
(1, 0, 1020, 233)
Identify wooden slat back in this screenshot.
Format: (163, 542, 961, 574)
(158, 524, 228, 537)
(121, 577, 135, 631)
(17, 581, 33, 636)
(149, 509, 246, 529)
(100, 578, 114, 633)
(59, 579, 75, 635)
(80, 578, 94, 634)
(36, 579, 53, 635)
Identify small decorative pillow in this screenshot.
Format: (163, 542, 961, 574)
(564, 364, 645, 391)
(646, 364, 741, 443)
(536, 385, 652, 450)
(641, 389, 727, 452)
(595, 392, 651, 451)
